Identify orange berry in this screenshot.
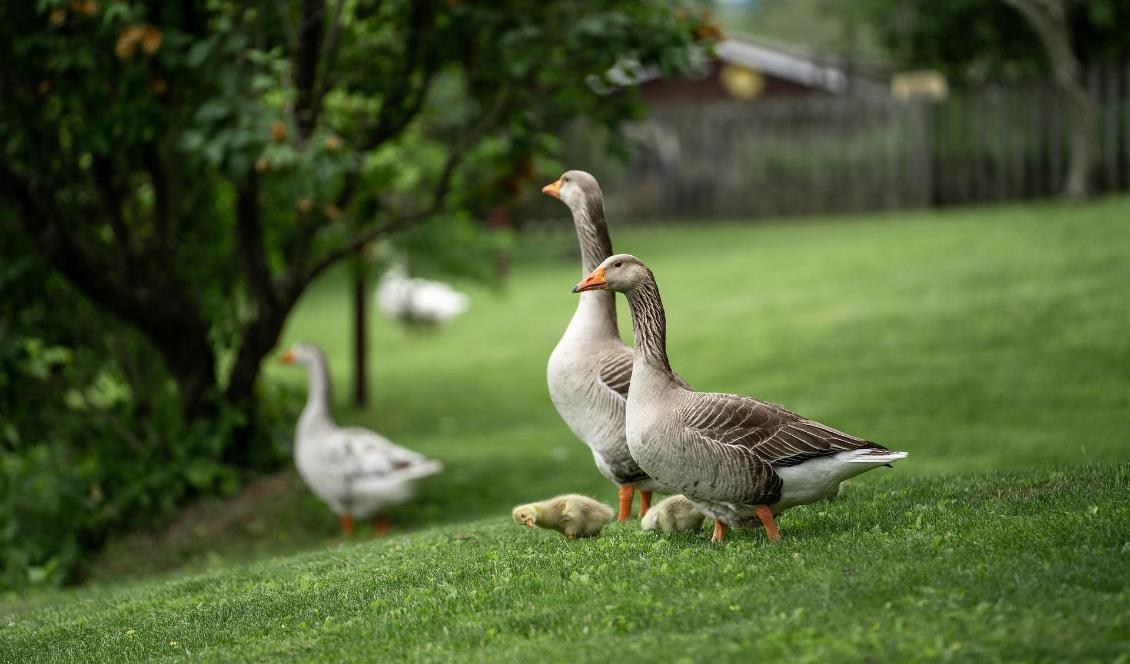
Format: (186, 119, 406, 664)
(115, 25, 144, 59)
(140, 25, 162, 54)
(271, 120, 287, 143)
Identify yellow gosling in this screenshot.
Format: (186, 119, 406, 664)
(511, 494, 614, 540)
(640, 495, 706, 534)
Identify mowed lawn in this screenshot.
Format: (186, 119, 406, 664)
(4, 197, 1130, 661)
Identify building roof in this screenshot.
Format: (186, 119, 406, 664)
(714, 39, 848, 93)
(597, 37, 855, 96)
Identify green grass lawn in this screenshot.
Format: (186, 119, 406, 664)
(4, 197, 1130, 661)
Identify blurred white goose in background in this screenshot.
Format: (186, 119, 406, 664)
(280, 342, 443, 536)
(375, 264, 470, 329)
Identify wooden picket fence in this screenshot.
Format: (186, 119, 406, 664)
(532, 60, 1130, 223)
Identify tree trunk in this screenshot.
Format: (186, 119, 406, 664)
(351, 249, 369, 407)
(2, 167, 222, 419)
(223, 303, 292, 465)
(1002, 0, 1097, 200)
(154, 319, 219, 420)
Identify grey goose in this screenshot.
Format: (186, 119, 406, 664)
(542, 171, 691, 520)
(572, 255, 908, 542)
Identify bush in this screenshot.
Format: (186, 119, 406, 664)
(0, 238, 292, 591)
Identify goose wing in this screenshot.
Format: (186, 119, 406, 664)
(682, 392, 883, 464)
(596, 348, 634, 400)
(597, 346, 692, 401)
(678, 392, 883, 504)
(326, 428, 443, 487)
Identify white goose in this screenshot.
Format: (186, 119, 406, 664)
(542, 171, 691, 521)
(375, 264, 470, 329)
(573, 255, 908, 542)
(280, 342, 443, 536)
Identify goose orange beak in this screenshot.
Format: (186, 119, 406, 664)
(541, 178, 562, 198)
(573, 266, 607, 293)
(524, 518, 534, 528)
(279, 350, 296, 364)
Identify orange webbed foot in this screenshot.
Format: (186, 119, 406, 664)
(617, 485, 634, 522)
(711, 519, 729, 543)
(756, 505, 781, 541)
(638, 490, 652, 519)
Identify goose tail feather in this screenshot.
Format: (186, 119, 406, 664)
(844, 450, 908, 464)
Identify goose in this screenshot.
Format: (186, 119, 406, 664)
(375, 264, 470, 329)
(280, 342, 443, 536)
(572, 255, 908, 543)
(542, 170, 691, 521)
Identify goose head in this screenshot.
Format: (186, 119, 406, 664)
(511, 503, 540, 529)
(279, 341, 323, 367)
(573, 254, 650, 294)
(541, 170, 602, 214)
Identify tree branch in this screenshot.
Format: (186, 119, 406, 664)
(283, 2, 437, 273)
(143, 143, 172, 258)
(301, 85, 512, 286)
(235, 170, 277, 310)
(90, 154, 134, 270)
(356, 0, 438, 151)
(294, 0, 327, 139)
(329, 64, 436, 213)
(314, 0, 349, 103)
(273, 0, 299, 50)
(1, 163, 218, 415)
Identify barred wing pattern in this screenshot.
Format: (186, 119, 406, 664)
(677, 392, 885, 505)
(596, 348, 634, 400)
(590, 347, 650, 484)
(597, 347, 693, 401)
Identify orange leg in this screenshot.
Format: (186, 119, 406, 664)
(638, 491, 653, 519)
(711, 519, 729, 543)
(339, 514, 354, 537)
(373, 515, 390, 538)
(617, 485, 634, 522)
(756, 505, 781, 541)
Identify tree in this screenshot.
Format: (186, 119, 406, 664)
(1000, 0, 1096, 200)
(0, 1, 715, 465)
(845, 0, 1130, 201)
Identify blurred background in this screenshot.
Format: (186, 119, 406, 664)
(1, 0, 1128, 593)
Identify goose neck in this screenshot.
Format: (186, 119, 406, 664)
(298, 354, 334, 434)
(570, 198, 617, 331)
(571, 198, 614, 276)
(625, 274, 673, 374)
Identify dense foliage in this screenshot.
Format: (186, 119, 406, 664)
(845, 0, 1130, 80)
(0, 230, 298, 589)
(0, 0, 714, 588)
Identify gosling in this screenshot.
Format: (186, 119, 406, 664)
(641, 495, 706, 534)
(511, 494, 614, 540)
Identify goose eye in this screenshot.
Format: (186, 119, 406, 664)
(614, 261, 622, 268)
